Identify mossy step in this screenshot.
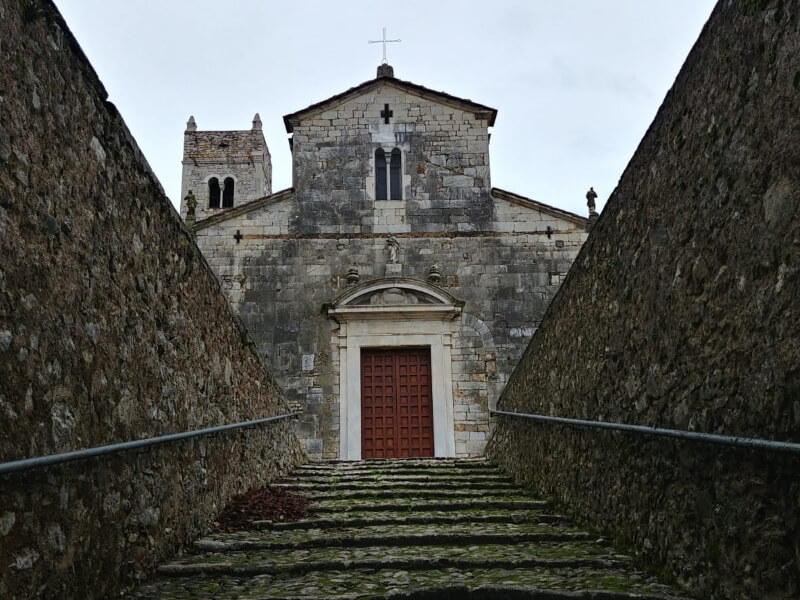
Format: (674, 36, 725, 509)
(137, 566, 682, 599)
(195, 528, 596, 552)
(294, 461, 495, 474)
(299, 458, 489, 467)
(161, 540, 629, 577)
(276, 481, 516, 494)
(309, 496, 549, 514)
(254, 510, 569, 531)
(296, 460, 496, 469)
(295, 461, 495, 470)
(297, 486, 528, 502)
(202, 521, 587, 547)
(287, 473, 513, 485)
(292, 469, 505, 481)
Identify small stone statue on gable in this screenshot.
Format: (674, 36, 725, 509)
(184, 190, 197, 226)
(586, 187, 598, 217)
(387, 235, 400, 264)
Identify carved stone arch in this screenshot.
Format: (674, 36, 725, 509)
(328, 278, 462, 323)
(460, 313, 497, 352)
(459, 312, 500, 413)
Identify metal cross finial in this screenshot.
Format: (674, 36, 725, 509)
(368, 27, 401, 64)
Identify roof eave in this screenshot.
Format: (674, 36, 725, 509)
(491, 187, 589, 225)
(283, 76, 497, 133)
(192, 187, 295, 231)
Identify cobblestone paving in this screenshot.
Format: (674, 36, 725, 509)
(128, 459, 688, 599)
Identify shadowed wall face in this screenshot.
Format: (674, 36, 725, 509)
(0, 3, 302, 598)
(489, 2, 800, 598)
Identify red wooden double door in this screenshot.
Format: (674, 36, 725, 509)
(360, 347, 434, 459)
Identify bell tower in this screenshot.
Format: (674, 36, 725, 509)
(179, 114, 272, 223)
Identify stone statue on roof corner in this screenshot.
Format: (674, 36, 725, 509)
(586, 187, 598, 216)
(184, 190, 197, 225)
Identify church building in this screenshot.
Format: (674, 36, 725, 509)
(180, 63, 589, 460)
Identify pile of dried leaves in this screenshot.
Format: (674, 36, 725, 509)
(213, 486, 309, 532)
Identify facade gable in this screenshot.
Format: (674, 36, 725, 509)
(283, 74, 497, 132)
(287, 72, 497, 234)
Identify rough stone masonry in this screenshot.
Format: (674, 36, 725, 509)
(489, 1, 800, 599)
(0, 2, 303, 599)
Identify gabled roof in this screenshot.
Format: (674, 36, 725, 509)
(491, 188, 589, 226)
(192, 188, 295, 231)
(283, 71, 497, 133)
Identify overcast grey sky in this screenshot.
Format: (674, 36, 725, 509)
(54, 1, 715, 217)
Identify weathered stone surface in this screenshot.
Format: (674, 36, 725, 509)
(193, 191, 587, 458)
(185, 70, 589, 459)
(128, 459, 687, 599)
(0, 2, 303, 599)
(489, 2, 800, 599)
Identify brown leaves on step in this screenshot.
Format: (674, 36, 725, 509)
(213, 486, 309, 532)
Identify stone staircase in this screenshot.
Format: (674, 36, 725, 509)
(129, 459, 687, 599)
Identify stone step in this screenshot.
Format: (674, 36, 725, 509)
(127, 459, 688, 599)
(160, 534, 631, 575)
(293, 460, 496, 476)
(284, 473, 513, 485)
(293, 486, 525, 502)
(254, 510, 569, 531)
(195, 529, 596, 553)
(278, 479, 519, 494)
(200, 520, 586, 547)
(133, 567, 682, 599)
(291, 468, 505, 481)
(297, 458, 490, 468)
(308, 496, 549, 514)
(159, 546, 630, 577)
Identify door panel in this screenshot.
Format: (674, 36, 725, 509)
(361, 347, 433, 458)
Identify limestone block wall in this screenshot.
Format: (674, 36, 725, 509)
(180, 126, 272, 222)
(488, 2, 800, 598)
(194, 190, 586, 458)
(0, 3, 302, 599)
(288, 84, 494, 233)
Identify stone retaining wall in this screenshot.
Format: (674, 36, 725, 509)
(488, 2, 800, 598)
(0, 2, 303, 598)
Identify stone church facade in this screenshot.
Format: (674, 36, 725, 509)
(180, 65, 589, 460)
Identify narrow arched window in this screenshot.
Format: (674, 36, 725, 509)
(375, 149, 387, 201)
(390, 148, 402, 200)
(208, 177, 220, 208)
(222, 177, 235, 208)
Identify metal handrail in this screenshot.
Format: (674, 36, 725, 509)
(0, 412, 300, 476)
(491, 409, 800, 455)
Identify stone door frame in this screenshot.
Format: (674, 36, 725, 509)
(327, 279, 462, 460)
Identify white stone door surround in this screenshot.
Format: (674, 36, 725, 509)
(327, 278, 463, 460)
